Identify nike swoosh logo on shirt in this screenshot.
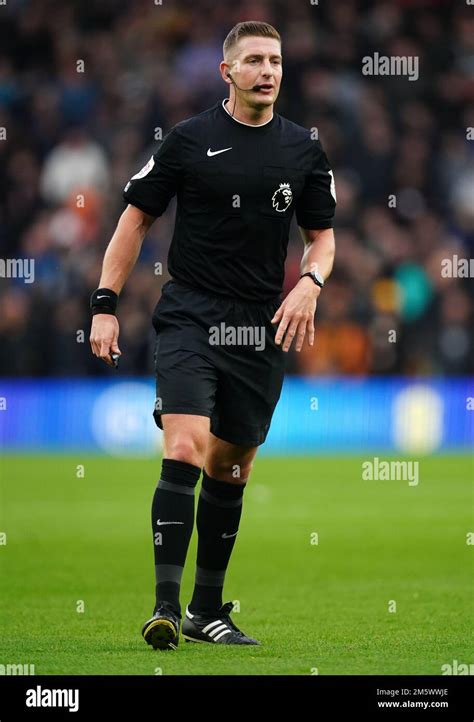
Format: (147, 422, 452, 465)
(156, 519, 184, 526)
(221, 531, 238, 538)
(207, 147, 232, 157)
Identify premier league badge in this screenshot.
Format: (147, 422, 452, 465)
(272, 182, 293, 212)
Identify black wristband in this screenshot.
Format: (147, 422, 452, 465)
(90, 288, 118, 316)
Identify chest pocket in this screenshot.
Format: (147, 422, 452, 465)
(259, 165, 306, 219)
(188, 160, 245, 216)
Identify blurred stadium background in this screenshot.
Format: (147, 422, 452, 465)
(0, 0, 472, 676)
(0, 0, 473, 377)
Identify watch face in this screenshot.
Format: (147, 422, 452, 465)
(313, 271, 324, 286)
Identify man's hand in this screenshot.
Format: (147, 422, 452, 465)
(271, 277, 321, 352)
(90, 314, 121, 366)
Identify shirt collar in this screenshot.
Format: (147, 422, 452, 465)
(221, 98, 274, 127)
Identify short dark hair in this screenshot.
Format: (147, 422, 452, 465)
(223, 21, 281, 60)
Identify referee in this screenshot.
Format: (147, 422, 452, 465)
(89, 21, 336, 650)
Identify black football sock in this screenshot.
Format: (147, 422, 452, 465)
(152, 458, 201, 617)
(189, 469, 246, 615)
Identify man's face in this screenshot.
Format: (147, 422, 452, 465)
(225, 36, 282, 108)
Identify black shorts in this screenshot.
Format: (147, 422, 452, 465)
(151, 279, 287, 447)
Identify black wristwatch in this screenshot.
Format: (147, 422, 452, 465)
(300, 270, 325, 289)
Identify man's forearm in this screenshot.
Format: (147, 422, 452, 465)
(300, 227, 336, 281)
(98, 205, 155, 294)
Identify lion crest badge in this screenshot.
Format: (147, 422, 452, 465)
(271, 182, 293, 212)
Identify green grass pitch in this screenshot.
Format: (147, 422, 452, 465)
(0, 453, 472, 675)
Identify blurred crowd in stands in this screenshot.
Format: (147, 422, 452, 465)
(0, 0, 472, 377)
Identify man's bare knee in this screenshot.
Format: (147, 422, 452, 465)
(166, 440, 205, 467)
(204, 434, 258, 483)
(206, 460, 254, 484)
(234, 461, 253, 483)
(162, 414, 209, 468)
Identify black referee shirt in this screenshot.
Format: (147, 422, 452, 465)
(123, 98, 336, 303)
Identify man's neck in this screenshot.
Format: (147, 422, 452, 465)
(222, 98, 273, 127)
